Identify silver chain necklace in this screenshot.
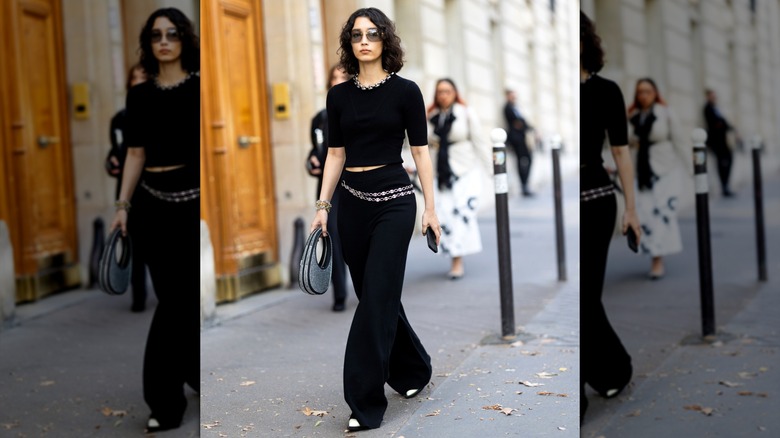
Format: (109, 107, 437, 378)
(154, 71, 198, 90)
(353, 71, 395, 90)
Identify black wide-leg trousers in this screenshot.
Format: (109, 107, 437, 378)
(338, 164, 432, 429)
(580, 166, 632, 413)
(135, 167, 200, 426)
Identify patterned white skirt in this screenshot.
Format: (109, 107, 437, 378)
(437, 169, 483, 257)
(636, 167, 683, 257)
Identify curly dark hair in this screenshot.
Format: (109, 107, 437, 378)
(138, 8, 200, 76)
(580, 11, 604, 74)
(337, 8, 404, 75)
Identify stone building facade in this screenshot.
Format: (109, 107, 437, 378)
(581, 0, 780, 185)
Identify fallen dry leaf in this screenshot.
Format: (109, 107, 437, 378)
(239, 381, 256, 387)
(510, 340, 524, 347)
(515, 391, 523, 395)
(314, 420, 323, 427)
(1, 422, 20, 430)
(301, 407, 328, 417)
(520, 350, 541, 356)
(738, 372, 757, 379)
(100, 407, 125, 417)
(535, 372, 558, 379)
(425, 409, 441, 417)
(719, 381, 742, 388)
(559, 367, 568, 372)
(202, 421, 221, 429)
(537, 391, 554, 396)
(40, 380, 55, 387)
(519, 381, 544, 387)
(683, 405, 713, 416)
(558, 426, 567, 431)
(500, 407, 515, 416)
(482, 404, 503, 411)
(626, 409, 641, 417)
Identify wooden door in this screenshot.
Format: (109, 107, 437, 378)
(0, 0, 80, 302)
(202, 0, 280, 301)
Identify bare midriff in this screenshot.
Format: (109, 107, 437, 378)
(145, 164, 186, 172)
(345, 164, 386, 172)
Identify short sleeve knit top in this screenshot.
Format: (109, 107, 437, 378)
(326, 74, 428, 167)
(580, 74, 628, 167)
(124, 73, 200, 169)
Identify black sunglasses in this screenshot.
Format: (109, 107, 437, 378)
(151, 28, 180, 43)
(350, 28, 382, 43)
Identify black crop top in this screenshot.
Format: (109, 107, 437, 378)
(580, 74, 628, 167)
(326, 74, 428, 167)
(125, 73, 200, 168)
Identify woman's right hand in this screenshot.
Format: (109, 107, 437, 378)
(310, 209, 328, 236)
(110, 209, 128, 236)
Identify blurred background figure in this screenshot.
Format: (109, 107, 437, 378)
(307, 64, 351, 311)
(503, 89, 535, 197)
(427, 78, 492, 280)
(628, 78, 687, 279)
(703, 88, 740, 197)
(105, 63, 149, 312)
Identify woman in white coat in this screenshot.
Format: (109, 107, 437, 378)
(628, 78, 688, 279)
(427, 78, 492, 279)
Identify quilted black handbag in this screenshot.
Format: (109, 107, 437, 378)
(98, 228, 133, 295)
(298, 227, 332, 295)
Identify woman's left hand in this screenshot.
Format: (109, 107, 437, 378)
(421, 209, 441, 245)
(622, 209, 641, 246)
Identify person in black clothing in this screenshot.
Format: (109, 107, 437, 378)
(703, 89, 740, 197)
(110, 8, 199, 433)
(309, 7, 441, 431)
(503, 89, 535, 196)
(307, 65, 350, 311)
(579, 11, 641, 420)
(106, 63, 148, 312)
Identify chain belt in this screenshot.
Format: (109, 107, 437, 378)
(341, 180, 414, 202)
(581, 185, 614, 202)
(141, 181, 200, 202)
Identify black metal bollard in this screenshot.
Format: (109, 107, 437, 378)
(289, 218, 305, 288)
(89, 217, 105, 288)
(491, 128, 516, 340)
(751, 136, 767, 282)
(692, 129, 715, 337)
(551, 135, 566, 281)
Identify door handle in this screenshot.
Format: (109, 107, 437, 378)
(37, 136, 60, 148)
(237, 135, 260, 149)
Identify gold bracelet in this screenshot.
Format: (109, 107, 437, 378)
(315, 199, 332, 213)
(115, 200, 131, 212)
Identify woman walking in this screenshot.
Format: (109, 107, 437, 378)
(427, 78, 491, 279)
(628, 78, 687, 279)
(110, 8, 200, 432)
(579, 11, 641, 419)
(309, 7, 440, 431)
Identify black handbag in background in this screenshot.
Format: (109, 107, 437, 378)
(298, 227, 332, 295)
(98, 228, 133, 295)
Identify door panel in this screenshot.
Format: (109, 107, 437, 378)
(0, 0, 80, 301)
(202, 0, 280, 301)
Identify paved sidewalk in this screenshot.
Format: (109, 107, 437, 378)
(200, 163, 581, 437)
(582, 170, 780, 437)
(0, 290, 200, 437)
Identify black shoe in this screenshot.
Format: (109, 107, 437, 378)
(347, 416, 370, 431)
(332, 301, 346, 312)
(522, 190, 535, 198)
(722, 188, 736, 197)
